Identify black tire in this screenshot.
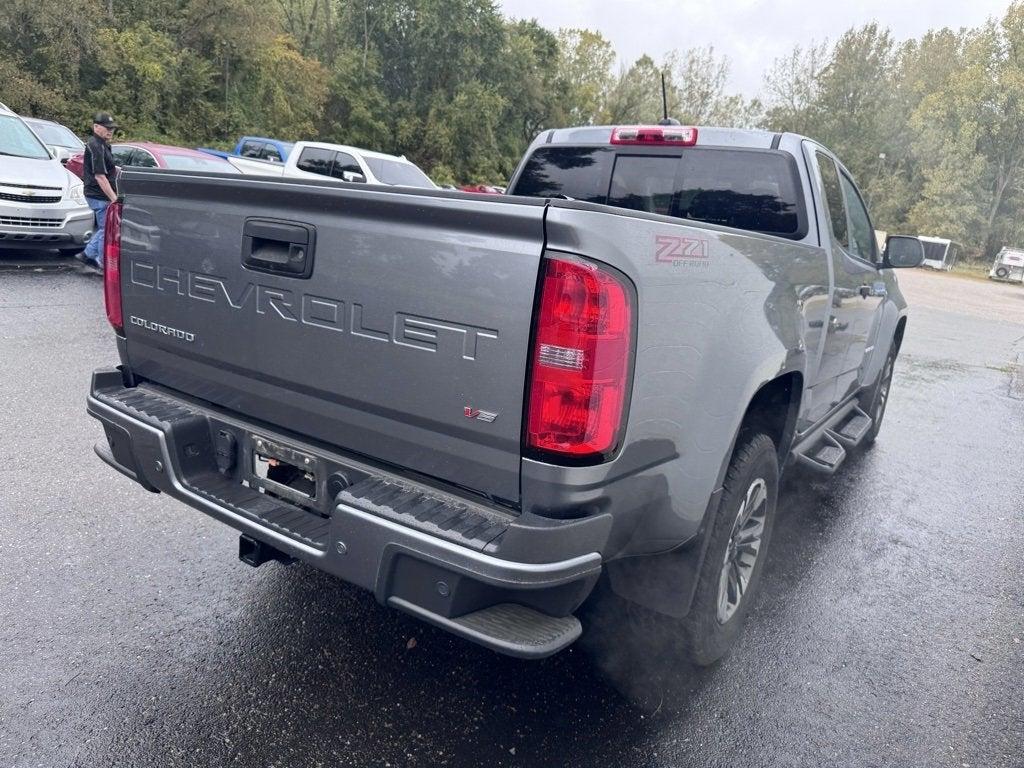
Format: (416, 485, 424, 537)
(996, 266, 1010, 279)
(861, 345, 897, 447)
(679, 432, 779, 665)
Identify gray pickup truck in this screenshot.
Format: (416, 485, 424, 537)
(87, 124, 924, 663)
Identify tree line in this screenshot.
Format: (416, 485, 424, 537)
(2, 0, 1022, 258)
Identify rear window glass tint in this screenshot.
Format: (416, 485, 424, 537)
(670, 150, 804, 237)
(607, 156, 677, 215)
(511, 147, 613, 203)
(515, 146, 805, 239)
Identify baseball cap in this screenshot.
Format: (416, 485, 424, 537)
(93, 112, 118, 129)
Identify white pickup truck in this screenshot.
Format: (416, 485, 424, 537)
(227, 141, 436, 189)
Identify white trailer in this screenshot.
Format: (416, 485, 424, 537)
(989, 247, 1024, 284)
(918, 236, 962, 271)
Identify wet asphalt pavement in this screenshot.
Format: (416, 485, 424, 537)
(1, 256, 1022, 768)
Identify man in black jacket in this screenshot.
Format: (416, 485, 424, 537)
(80, 112, 119, 271)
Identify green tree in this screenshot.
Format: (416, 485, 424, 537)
(908, 6, 1024, 253)
(603, 54, 665, 123)
(556, 28, 615, 125)
(666, 46, 761, 127)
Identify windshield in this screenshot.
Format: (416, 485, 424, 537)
(0, 114, 52, 159)
(363, 156, 435, 188)
(163, 154, 240, 173)
(24, 120, 83, 149)
(513, 146, 807, 239)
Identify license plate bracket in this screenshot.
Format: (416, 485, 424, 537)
(247, 434, 322, 511)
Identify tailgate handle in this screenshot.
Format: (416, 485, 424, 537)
(242, 218, 316, 278)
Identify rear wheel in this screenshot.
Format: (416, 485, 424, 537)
(679, 432, 779, 665)
(862, 346, 897, 447)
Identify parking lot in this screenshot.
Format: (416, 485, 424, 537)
(1, 257, 1022, 768)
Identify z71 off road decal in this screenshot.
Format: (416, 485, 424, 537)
(655, 234, 710, 262)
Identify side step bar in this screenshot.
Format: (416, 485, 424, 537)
(792, 402, 873, 475)
(387, 597, 582, 659)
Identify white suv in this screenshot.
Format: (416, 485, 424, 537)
(0, 105, 93, 255)
(284, 142, 437, 188)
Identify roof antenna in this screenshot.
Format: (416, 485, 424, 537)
(659, 72, 680, 126)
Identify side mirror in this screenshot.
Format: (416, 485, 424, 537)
(342, 170, 367, 183)
(883, 235, 925, 269)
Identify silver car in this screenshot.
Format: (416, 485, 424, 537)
(22, 117, 85, 164)
(0, 106, 93, 255)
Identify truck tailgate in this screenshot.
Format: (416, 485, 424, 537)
(117, 172, 547, 503)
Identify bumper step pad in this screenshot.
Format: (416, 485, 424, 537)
(339, 477, 509, 551)
(388, 598, 582, 659)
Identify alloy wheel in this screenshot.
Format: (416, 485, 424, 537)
(717, 477, 769, 624)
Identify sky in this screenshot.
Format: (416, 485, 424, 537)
(498, 0, 1013, 97)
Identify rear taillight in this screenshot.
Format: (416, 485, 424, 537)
(610, 125, 698, 146)
(103, 201, 123, 333)
(525, 257, 633, 461)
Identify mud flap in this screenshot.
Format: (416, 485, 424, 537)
(604, 487, 723, 618)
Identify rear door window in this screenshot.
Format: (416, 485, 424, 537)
(240, 141, 263, 158)
(111, 146, 135, 166)
(512, 147, 613, 203)
(816, 153, 849, 249)
(296, 147, 334, 176)
(331, 152, 363, 180)
(362, 157, 435, 187)
(133, 149, 158, 168)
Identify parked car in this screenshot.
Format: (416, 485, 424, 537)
(225, 140, 436, 189)
(197, 136, 295, 164)
(989, 247, 1024, 283)
(0, 104, 93, 255)
(22, 117, 84, 164)
(66, 142, 240, 179)
(458, 184, 503, 194)
(88, 123, 924, 663)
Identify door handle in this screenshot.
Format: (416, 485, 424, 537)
(860, 283, 887, 299)
(241, 218, 316, 278)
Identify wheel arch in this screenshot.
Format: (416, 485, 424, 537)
(893, 315, 908, 352)
(715, 371, 804, 487)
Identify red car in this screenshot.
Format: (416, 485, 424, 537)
(458, 184, 504, 195)
(66, 141, 240, 179)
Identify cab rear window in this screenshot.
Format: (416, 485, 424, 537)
(512, 146, 807, 240)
